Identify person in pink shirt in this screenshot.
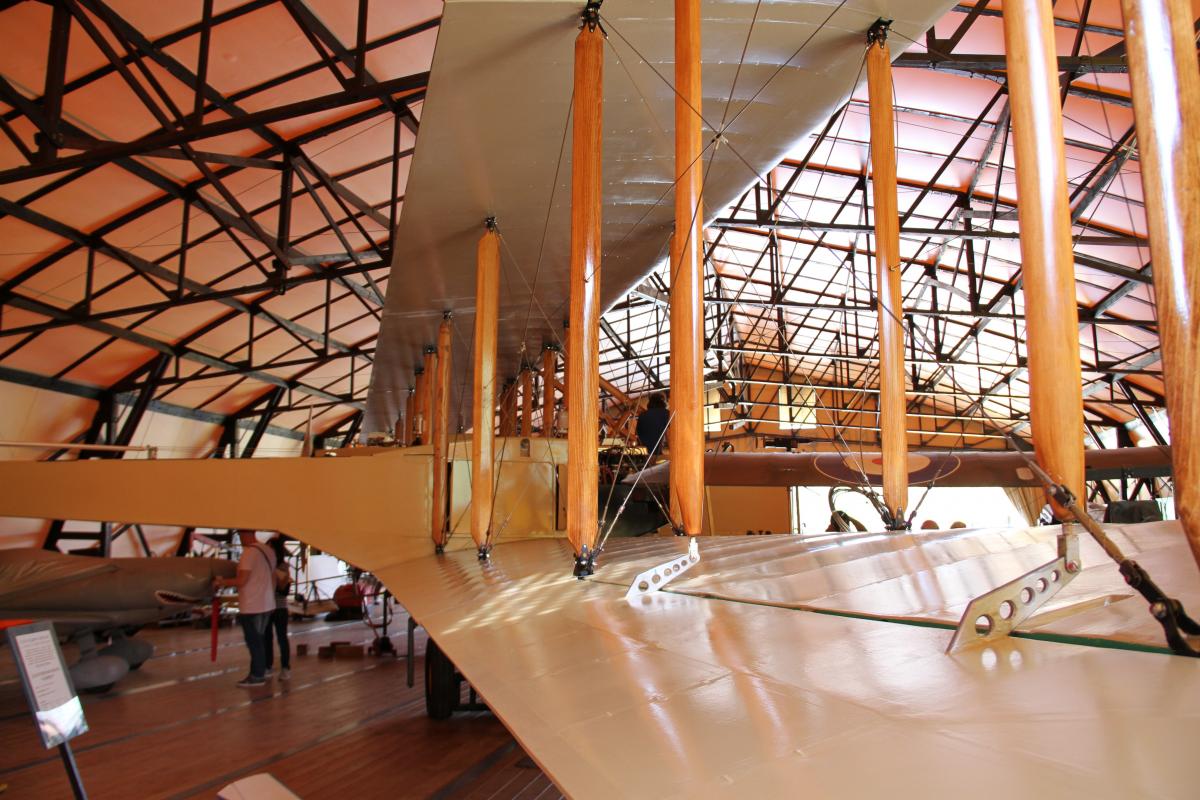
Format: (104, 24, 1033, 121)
(214, 530, 277, 687)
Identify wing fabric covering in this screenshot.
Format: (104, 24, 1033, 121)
(364, 0, 961, 431)
(381, 536, 1199, 799)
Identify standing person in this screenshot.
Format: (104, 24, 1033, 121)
(636, 393, 670, 465)
(264, 536, 292, 681)
(213, 530, 276, 687)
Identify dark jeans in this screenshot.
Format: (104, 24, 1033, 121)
(239, 612, 270, 679)
(264, 606, 290, 670)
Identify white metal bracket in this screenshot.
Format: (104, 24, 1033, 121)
(625, 539, 700, 601)
(946, 524, 1081, 653)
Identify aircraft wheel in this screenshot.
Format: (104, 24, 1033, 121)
(424, 637, 457, 720)
(70, 655, 128, 693)
(101, 634, 154, 668)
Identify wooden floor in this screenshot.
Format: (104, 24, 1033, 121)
(0, 607, 563, 799)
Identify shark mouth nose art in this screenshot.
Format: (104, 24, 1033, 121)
(155, 590, 200, 605)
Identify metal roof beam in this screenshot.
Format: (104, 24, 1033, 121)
(711, 219, 1149, 250)
(0, 70, 428, 184)
(279, 0, 418, 134)
(0, 198, 373, 357)
(949, 4, 1123, 37)
(895, 53, 1128, 73)
(239, 387, 285, 458)
(5, 293, 360, 408)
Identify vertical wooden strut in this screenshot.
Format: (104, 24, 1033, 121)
(567, 9, 604, 572)
(542, 345, 558, 436)
(1120, 0, 1200, 571)
(421, 346, 437, 442)
(472, 223, 501, 554)
(865, 22, 908, 527)
(561, 320, 570, 424)
(431, 314, 453, 552)
(500, 380, 518, 437)
(1002, 0, 1086, 515)
(520, 366, 534, 436)
(412, 367, 427, 444)
(670, 0, 705, 536)
(403, 389, 415, 446)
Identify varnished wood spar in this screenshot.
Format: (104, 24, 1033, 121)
(500, 379, 518, 437)
(671, 0, 705, 536)
(421, 346, 437, 442)
(472, 227, 500, 551)
(1120, 0, 1200, 572)
(567, 17, 604, 561)
(496, 383, 506, 435)
(412, 366, 427, 444)
(599, 374, 633, 406)
(403, 389, 415, 446)
(1001, 0, 1086, 515)
(866, 29, 909, 524)
(542, 345, 557, 436)
(431, 315, 453, 550)
(562, 321, 570, 419)
(635, 446, 1174, 488)
(520, 365, 534, 436)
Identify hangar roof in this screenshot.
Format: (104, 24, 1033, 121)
(0, 0, 1174, 466)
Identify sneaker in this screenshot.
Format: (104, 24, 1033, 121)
(279, 668, 291, 681)
(237, 675, 266, 688)
(264, 668, 274, 677)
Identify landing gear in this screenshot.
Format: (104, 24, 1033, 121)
(369, 591, 396, 656)
(424, 637, 457, 720)
(69, 631, 129, 692)
(100, 631, 154, 670)
(423, 637, 489, 720)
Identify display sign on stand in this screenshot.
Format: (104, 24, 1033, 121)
(4, 621, 89, 799)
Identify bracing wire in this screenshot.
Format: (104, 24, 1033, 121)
(597, 410, 675, 553)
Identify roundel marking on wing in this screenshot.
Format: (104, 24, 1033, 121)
(812, 453, 960, 486)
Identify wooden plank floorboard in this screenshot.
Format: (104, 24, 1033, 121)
(0, 618, 394, 774)
(0, 613, 558, 799)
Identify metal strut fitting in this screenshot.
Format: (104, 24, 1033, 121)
(1028, 464, 1200, 658)
(967, 450, 1200, 658)
(573, 544, 596, 578)
(946, 523, 1080, 653)
(1119, 561, 1200, 657)
(625, 539, 700, 601)
(867, 18, 892, 46)
(581, 2, 603, 32)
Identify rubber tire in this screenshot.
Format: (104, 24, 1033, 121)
(424, 637, 457, 720)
